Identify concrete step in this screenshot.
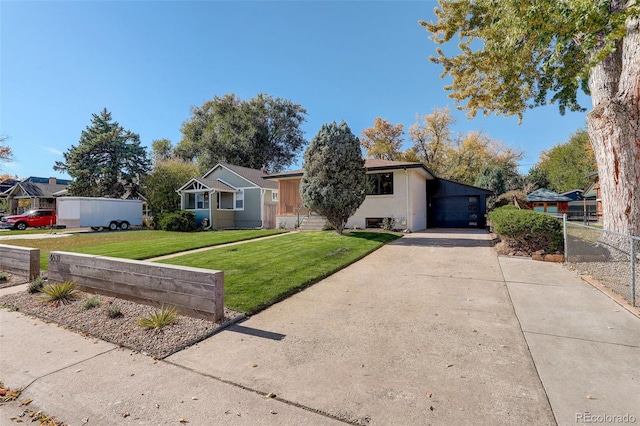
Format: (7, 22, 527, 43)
(298, 215, 328, 231)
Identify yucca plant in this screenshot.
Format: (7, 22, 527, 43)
(82, 295, 101, 309)
(138, 306, 178, 330)
(27, 276, 46, 294)
(40, 281, 79, 306)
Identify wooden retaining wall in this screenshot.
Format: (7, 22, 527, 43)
(0, 244, 40, 280)
(47, 251, 224, 321)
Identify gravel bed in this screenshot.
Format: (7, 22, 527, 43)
(565, 260, 640, 306)
(0, 288, 243, 359)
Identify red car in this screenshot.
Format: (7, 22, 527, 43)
(0, 209, 57, 230)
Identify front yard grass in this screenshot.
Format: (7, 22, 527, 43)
(157, 231, 401, 314)
(1, 229, 286, 270)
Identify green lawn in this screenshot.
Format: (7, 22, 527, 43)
(157, 231, 401, 313)
(1, 229, 286, 270)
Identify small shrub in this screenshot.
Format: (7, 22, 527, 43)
(105, 305, 122, 318)
(28, 276, 46, 294)
(0, 273, 7, 282)
(138, 306, 178, 330)
(83, 295, 101, 309)
(40, 281, 79, 305)
(488, 206, 563, 253)
(157, 211, 197, 232)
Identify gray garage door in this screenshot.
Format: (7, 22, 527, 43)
(431, 196, 481, 228)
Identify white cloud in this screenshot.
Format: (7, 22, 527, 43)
(37, 145, 64, 156)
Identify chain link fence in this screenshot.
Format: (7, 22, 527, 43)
(561, 217, 638, 307)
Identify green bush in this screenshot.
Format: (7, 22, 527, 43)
(83, 295, 101, 309)
(27, 276, 46, 294)
(157, 211, 197, 232)
(0, 273, 7, 282)
(488, 206, 563, 253)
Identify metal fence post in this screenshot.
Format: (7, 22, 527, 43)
(631, 238, 636, 307)
(563, 213, 568, 262)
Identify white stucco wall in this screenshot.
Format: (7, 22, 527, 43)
(346, 170, 428, 231)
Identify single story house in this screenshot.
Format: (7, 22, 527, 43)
(177, 163, 278, 229)
(3, 176, 71, 214)
(526, 188, 572, 213)
(265, 159, 492, 231)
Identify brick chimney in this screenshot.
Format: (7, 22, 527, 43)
(49, 177, 57, 185)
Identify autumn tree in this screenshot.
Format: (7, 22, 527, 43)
(361, 118, 404, 160)
(408, 108, 455, 176)
(54, 109, 151, 198)
(407, 108, 522, 185)
(176, 93, 307, 173)
(423, 1, 640, 236)
(535, 129, 596, 193)
(0, 136, 13, 168)
(301, 121, 366, 234)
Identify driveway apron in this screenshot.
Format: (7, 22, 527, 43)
(168, 230, 555, 425)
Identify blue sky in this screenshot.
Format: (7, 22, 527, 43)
(1, 1, 589, 180)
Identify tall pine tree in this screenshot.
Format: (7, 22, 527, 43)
(55, 109, 151, 198)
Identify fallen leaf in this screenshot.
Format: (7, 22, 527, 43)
(21, 399, 33, 406)
(429, 406, 435, 411)
(270, 410, 278, 415)
(446, 364, 453, 368)
(265, 392, 276, 398)
(179, 418, 188, 423)
(191, 397, 198, 400)
(155, 403, 160, 409)
(123, 412, 130, 418)
(425, 392, 432, 398)
(586, 395, 597, 400)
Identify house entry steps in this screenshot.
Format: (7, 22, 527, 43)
(298, 215, 328, 231)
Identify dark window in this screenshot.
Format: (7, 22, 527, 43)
(366, 218, 385, 228)
(367, 173, 394, 195)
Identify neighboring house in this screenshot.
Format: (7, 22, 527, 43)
(582, 172, 602, 222)
(3, 177, 71, 214)
(561, 189, 598, 221)
(265, 159, 492, 231)
(177, 163, 278, 229)
(526, 188, 572, 213)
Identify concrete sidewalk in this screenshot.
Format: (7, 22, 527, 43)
(1, 230, 638, 425)
(499, 256, 640, 425)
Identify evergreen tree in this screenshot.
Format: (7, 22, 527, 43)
(474, 165, 506, 210)
(54, 109, 151, 198)
(301, 122, 366, 234)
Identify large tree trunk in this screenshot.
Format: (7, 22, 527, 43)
(586, 10, 640, 237)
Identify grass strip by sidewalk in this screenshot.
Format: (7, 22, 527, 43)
(2, 229, 286, 270)
(157, 231, 401, 314)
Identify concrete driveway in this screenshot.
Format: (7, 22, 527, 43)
(167, 230, 555, 425)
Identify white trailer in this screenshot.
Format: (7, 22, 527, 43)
(56, 197, 143, 230)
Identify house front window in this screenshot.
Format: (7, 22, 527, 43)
(367, 173, 394, 195)
(218, 189, 244, 211)
(235, 190, 244, 209)
(186, 193, 209, 209)
(196, 193, 209, 209)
